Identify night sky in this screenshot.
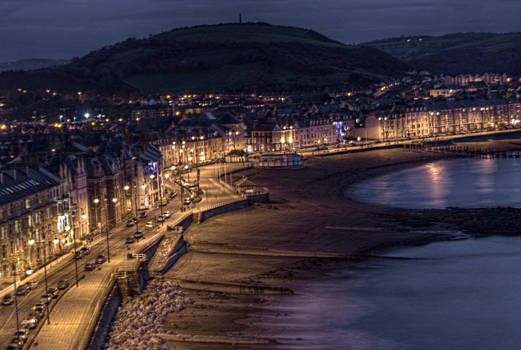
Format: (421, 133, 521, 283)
(1, 0, 521, 62)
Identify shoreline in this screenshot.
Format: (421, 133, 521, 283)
(162, 142, 521, 349)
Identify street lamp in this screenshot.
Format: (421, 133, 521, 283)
(106, 198, 118, 263)
(93, 198, 110, 262)
(28, 235, 51, 324)
(12, 261, 33, 333)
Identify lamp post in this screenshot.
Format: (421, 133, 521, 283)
(28, 235, 50, 324)
(106, 197, 117, 263)
(12, 261, 33, 333)
(125, 184, 139, 232)
(93, 197, 110, 262)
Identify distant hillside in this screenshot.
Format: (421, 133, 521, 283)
(0, 58, 68, 72)
(0, 23, 409, 94)
(365, 32, 521, 75)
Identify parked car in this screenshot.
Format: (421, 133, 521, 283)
(40, 293, 52, 304)
(164, 211, 171, 218)
(6, 341, 23, 349)
(73, 251, 83, 260)
(183, 198, 191, 205)
(79, 247, 90, 256)
(30, 306, 45, 319)
(32, 303, 45, 311)
(145, 221, 154, 228)
(126, 220, 135, 227)
(134, 231, 144, 240)
(139, 211, 148, 218)
(15, 285, 30, 296)
(156, 215, 165, 223)
(47, 287, 59, 299)
(125, 236, 136, 244)
(2, 294, 14, 306)
(13, 329, 28, 342)
(26, 280, 38, 290)
(21, 318, 38, 330)
(167, 224, 176, 231)
(85, 263, 97, 271)
(57, 280, 70, 290)
(28, 311, 42, 323)
(95, 254, 106, 265)
(169, 192, 177, 199)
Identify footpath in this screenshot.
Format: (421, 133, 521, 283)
(30, 164, 247, 350)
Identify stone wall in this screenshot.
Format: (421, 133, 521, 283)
(86, 281, 122, 350)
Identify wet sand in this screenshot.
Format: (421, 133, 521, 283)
(163, 144, 521, 349)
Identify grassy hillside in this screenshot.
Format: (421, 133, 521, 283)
(366, 32, 521, 75)
(0, 23, 409, 94)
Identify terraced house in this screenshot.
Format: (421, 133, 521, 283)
(362, 99, 521, 140)
(0, 163, 63, 282)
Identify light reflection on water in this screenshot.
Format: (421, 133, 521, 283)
(350, 158, 521, 209)
(254, 237, 521, 350)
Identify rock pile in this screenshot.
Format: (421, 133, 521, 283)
(105, 278, 192, 349)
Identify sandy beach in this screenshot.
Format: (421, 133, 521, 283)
(162, 143, 521, 349)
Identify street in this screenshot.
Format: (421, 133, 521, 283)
(0, 162, 247, 349)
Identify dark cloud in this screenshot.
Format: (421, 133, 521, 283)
(1, 0, 520, 61)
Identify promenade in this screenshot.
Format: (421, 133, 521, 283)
(28, 163, 246, 350)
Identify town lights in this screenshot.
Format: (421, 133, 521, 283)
(93, 198, 100, 204)
(164, 173, 169, 179)
(149, 174, 155, 179)
(53, 238, 59, 245)
(112, 198, 118, 203)
(25, 267, 33, 275)
(124, 185, 130, 191)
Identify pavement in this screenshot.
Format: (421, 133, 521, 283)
(23, 162, 248, 350)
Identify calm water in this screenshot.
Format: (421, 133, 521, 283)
(350, 157, 521, 209)
(255, 237, 521, 350)
(252, 158, 521, 349)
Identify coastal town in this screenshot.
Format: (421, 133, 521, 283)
(0, 69, 520, 348)
(1, 5, 521, 348)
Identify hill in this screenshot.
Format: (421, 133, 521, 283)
(0, 59, 69, 72)
(365, 32, 521, 75)
(0, 23, 409, 94)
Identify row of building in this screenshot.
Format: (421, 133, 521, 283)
(0, 136, 168, 282)
(357, 99, 521, 140)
